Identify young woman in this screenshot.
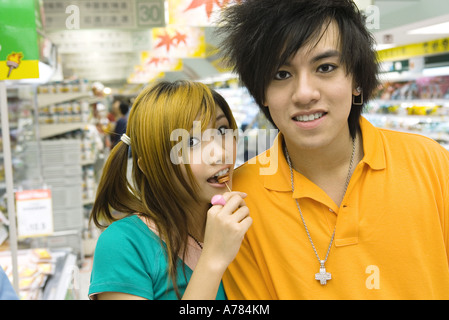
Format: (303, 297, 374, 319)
(88, 80, 252, 300)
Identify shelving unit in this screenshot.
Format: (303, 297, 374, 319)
(0, 247, 77, 300)
(364, 75, 449, 150)
(37, 92, 92, 108)
(26, 86, 102, 263)
(39, 123, 88, 139)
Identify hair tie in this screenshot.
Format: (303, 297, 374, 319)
(121, 134, 131, 146)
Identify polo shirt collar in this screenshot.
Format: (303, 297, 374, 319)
(359, 116, 386, 170)
(263, 116, 386, 195)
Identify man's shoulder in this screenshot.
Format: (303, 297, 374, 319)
(379, 127, 448, 157)
(233, 148, 275, 188)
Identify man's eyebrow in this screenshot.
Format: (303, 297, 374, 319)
(310, 50, 341, 63)
(280, 49, 341, 67)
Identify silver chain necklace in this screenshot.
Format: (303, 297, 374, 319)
(284, 135, 356, 285)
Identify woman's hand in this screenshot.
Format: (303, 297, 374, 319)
(201, 191, 253, 273)
(182, 191, 251, 300)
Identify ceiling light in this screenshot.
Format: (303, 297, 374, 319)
(408, 21, 449, 34)
(353, 0, 373, 11)
(422, 66, 449, 77)
(375, 43, 397, 51)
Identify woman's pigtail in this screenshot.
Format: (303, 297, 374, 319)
(90, 140, 135, 229)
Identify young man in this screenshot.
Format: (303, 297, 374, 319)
(218, 0, 449, 299)
(110, 100, 130, 149)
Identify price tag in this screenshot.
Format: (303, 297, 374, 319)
(136, 0, 165, 27)
(16, 189, 53, 238)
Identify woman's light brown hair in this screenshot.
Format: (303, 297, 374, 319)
(90, 80, 237, 299)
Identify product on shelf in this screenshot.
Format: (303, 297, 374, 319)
(374, 76, 449, 101)
(37, 79, 89, 95)
(364, 75, 449, 149)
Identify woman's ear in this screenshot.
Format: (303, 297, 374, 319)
(137, 157, 145, 173)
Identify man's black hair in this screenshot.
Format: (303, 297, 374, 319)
(217, 0, 379, 138)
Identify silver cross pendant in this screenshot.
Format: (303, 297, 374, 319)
(315, 260, 331, 285)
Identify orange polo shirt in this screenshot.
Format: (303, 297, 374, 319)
(223, 117, 449, 299)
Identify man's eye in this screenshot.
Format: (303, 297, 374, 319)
(274, 70, 291, 80)
(189, 137, 200, 147)
(317, 64, 337, 73)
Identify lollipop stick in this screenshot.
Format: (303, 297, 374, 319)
(218, 175, 232, 192)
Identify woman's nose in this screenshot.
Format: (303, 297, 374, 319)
(205, 136, 226, 165)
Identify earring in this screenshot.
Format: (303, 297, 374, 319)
(353, 87, 363, 106)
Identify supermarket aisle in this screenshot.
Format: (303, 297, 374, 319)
(74, 158, 132, 300)
(77, 257, 92, 300)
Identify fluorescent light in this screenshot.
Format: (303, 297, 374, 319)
(408, 21, 449, 34)
(375, 43, 397, 51)
(353, 0, 373, 11)
(422, 66, 449, 76)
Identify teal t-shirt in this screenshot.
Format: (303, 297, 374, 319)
(89, 215, 226, 300)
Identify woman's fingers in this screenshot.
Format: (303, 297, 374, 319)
(220, 194, 246, 215)
(230, 205, 250, 222)
(210, 191, 247, 206)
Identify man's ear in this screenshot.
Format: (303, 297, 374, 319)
(353, 87, 362, 96)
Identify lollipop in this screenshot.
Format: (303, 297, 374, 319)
(217, 174, 232, 192)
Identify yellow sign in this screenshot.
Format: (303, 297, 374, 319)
(377, 37, 449, 62)
(1, 53, 39, 80)
(0, 0, 40, 80)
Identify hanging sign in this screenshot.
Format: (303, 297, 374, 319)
(168, 0, 241, 26)
(127, 51, 183, 83)
(151, 26, 206, 58)
(43, 0, 165, 30)
(127, 66, 164, 84)
(141, 51, 183, 71)
(377, 37, 449, 62)
(0, 0, 40, 80)
(16, 189, 54, 238)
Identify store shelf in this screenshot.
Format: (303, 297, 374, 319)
(364, 113, 449, 122)
(364, 113, 449, 148)
(370, 99, 449, 106)
(39, 122, 88, 139)
(37, 92, 93, 108)
(0, 248, 76, 300)
(366, 76, 449, 149)
(42, 249, 78, 300)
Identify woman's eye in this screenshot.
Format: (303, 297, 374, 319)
(318, 64, 337, 73)
(217, 126, 228, 135)
(274, 70, 291, 80)
(189, 137, 200, 147)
